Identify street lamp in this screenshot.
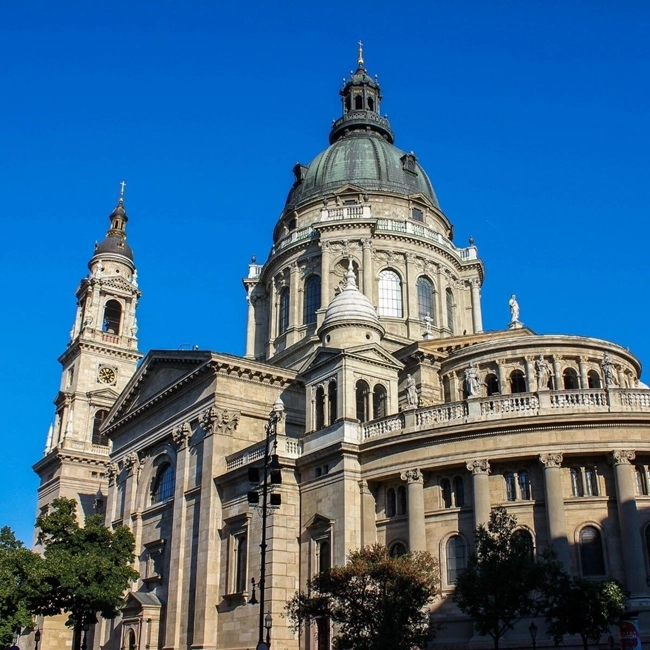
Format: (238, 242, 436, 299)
(34, 628, 41, 650)
(528, 621, 538, 650)
(81, 617, 90, 650)
(248, 396, 284, 650)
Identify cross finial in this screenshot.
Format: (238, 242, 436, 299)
(357, 40, 364, 66)
(119, 180, 126, 200)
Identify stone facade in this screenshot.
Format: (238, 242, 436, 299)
(32, 54, 650, 650)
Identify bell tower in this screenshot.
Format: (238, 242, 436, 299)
(34, 185, 142, 523)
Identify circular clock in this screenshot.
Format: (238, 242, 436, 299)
(98, 366, 116, 384)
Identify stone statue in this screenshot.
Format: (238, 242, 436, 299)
(132, 269, 138, 287)
(509, 294, 520, 323)
(601, 353, 618, 387)
(535, 354, 553, 390)
(405, 374, 418, 407)
(464, 362, 480, 397)
(94, 262, 104, 279)
(423, 314, 433, 335)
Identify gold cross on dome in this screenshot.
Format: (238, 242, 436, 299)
(357, 41, 364, 66)
(119, 180, 126, 198)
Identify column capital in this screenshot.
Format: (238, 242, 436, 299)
(539, 453, 563, 469)
(609, 450, 636, 466)
(401, 468, 424, 484)
(359, 479, 372, 495)
(466, 459, 490, 475)
(171, 422, 192, 449)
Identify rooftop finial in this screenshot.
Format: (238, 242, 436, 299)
(119, 180, 126, 203)
(357, 40, 364, 67)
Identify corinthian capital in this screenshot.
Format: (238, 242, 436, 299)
(466, 459, 490, 475)
(539, 453, 563, 469)
(171, 422, 192, 448)
(400, 468, 424, 484)
(609, 450, 636, 466)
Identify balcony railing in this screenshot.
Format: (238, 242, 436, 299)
(225, 435, 302, 471)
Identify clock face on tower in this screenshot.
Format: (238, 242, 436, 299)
(97, 365, 117, 385)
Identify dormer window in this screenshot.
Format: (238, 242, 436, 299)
(401, 153, 417, 174)
(411, 207, 423, 222)
(292, 163, 308, 184)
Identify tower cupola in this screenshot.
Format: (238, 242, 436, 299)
(92, 183, 134, 264)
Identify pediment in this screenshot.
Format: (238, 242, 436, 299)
(305, 513, 335, 530)
(123, 590, 162, 615)
(299, 343, 402, 379)
(345, 343, 403, 369)
(87, 387, 121, 402)
(99, 275, 138, 295)
(299, 347, 342, 375)
(331, 183, 366, 197)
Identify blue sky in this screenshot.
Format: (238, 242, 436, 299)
(2, 1, 649, 543)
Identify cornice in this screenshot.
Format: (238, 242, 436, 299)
(58, 339, 142, 365)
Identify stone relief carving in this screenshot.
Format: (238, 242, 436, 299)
(466, 459, 491, 475)
(123, 452, 145, 478)
(539, 453, 563, 469)
(199, 406, 240, 435)
(106, 461, 119, 484)
(609, 450, 635, 466)
(171, 422, 192, 448)
(400, 468, 424, 484)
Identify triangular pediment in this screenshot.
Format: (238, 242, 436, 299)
(87, 387, 121, 402)
(305, 513, 335, 530)
(299, 343, 402, 378)
(123, 590, 162, 614)
(345, 343, 403, 369)
(331, 183, 365, 197)
(99, 275, 139, 295)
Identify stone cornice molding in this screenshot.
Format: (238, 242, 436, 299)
(466, 459, 490, 475)
(539, 453, 563, 469)
(58, 340, 142, 365)
(400, 468, 424, 484)
(609, 450, 636, 466)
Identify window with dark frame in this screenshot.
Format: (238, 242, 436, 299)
(152, 463, 175, 504)
(446, 536, 466, 585)
(580, 526, 606, 576)
(304, 275, 321, 325)
(278, 287, 290, 335)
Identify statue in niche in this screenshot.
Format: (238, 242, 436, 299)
(405, 374, 418, 407)
(535, 355, 553, 390)
(509, 294, 520, 323)
(601, 353, 618, 387)
(464, 362, 480, 397)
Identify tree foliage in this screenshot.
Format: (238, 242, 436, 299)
(285, 544, 439, 650)
(544, 575, 625, 649)
(34, 498, 139, 645)
(0, 527, 44, 647)
(454, 507, 560, 650)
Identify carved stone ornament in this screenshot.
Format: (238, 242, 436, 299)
(609, 450, 636, 466)
(199, 406, 218, 434)
(200, 406, 240, 435)
(466, 459, 490, 475)
(123, 452, 144, 476)
(539, 453, 563, 469)
(106, 461, 119, 484)
(400, 468, 424, 484)
(171, 422, 192, 448)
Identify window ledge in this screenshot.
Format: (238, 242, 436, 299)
(222, 591, 247, 605)
(143, 575, 162, 584)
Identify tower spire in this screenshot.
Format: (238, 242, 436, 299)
(357, 40, 364, 67)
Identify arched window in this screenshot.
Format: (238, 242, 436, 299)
(389, 541, 407, 558)
(328, 381, 337, 425)
(373, 384, 387, 419)
(355, 380, 370, 422)
(441, 478, 452, 508)
(485, 373, 499, 396)
(510, 370, 526, 394)
(152, 463, 175, 504)
(518, 471, 531, 500)
(304, 276, 321, 325)
(446, 536, 466, 585)
(416, 276, 435, 322)
(92, 409, 109, 446)
(278, 288, 290, 335)
(354, 94, 363, 110)
(580, 526, 606, 576)
(103, 300, 122, 334)
(454, 476, 465, 507)
(585, 467, 598, 496)
(318, 539, 331, 574)
(636, 466, 648, 496)
(397, 485, 407, 516)
(378, 269, 403, 317)
(588, 370, 602, 389)
(386, 488, 396, 517)
(446, 288, 455, 334)
(235, 533, 247, 593)
(563, 368, 579, 390)
(571, 467, 584, 497)
(128, 629, 137, 650)
(367, 96, 375, 112)
(513, 529, 535, 558)
(315, 386, 325, 430)
(505, 473, 517, 501)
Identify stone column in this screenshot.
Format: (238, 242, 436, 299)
(578, 356, 589, 389)
(405, 253, 415, 332)
(553, 356, 563, 390)
(290, 262, 300, 334)
(400, 468, 426, 552)
(320, 241, 331, 309)
(466, 460, 491, 530)
(470, 278, 483, 334)
(497, 361, 509, 395)
(437, 265, 448, 332)
(539, 453, 570, 567)
(245, 290, 256, 358)
(359, 480, 377, 547)
(362, 238, 373, 302)
(609, 451, 648, 598)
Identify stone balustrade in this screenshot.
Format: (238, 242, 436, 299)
(225, 434, 302, 471)
(362, 413, 404, 440)
(271, 225, 317, 254)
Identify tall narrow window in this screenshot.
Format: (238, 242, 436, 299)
(580, 526, 606, 576)
(441, 478, 452, 508)
(486, 374, 499, 396)
(128, 630, 137, 650)
(585, 467, 598, 496)
(446, 288, 455, 334)
(386, 488, 396, 517)
(315, 386, 325, 431)
(397, 485, 407, 516)
(356, 380, 370, 422)
(510, 370, 527, 394)
(378, 269, 403, 317)
(513, 529, 535, 558)
(446, 536, 466, 585)
(563, 368, 579, 390)
(317, 617, 331, 650)
(518, 471, 531, 500)
(92, 409, 109, 446)
(389, 542, 407, 558)
(278, 288, 290, 335)
(588, 370, 602, 389)
(152, 463, 175, 504)
(318, 539, 331, 574)
(571, 468, 584, 497)
(103, 300, 122, 334)
(505, 473, 517, 501)
(417, 277, 435, 322)
(235, 533, 247, 593)
(327, 381, 337, 425)
(454, 476, 465, 507)
(636, 466, 648, 496)
(373, 384, 387, 419)
(304, 276, 321, 325)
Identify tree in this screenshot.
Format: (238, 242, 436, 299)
(34, 498, 139, 650)
(454, 507, 559, 650)
(544, 575, 625, 649)
(285, 544, 439, 650)
(0, 527, 44, 647)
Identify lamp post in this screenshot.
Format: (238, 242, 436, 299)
(528, 621, 537, 650)
(81, 616, 90, 650)
(34, 628, 41, 650)
(250, 396, 284, 650)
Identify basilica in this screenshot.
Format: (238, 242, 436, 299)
(33, 50, 650, 650)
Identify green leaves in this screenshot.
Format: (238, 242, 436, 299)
(285, 544, 440, 650)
